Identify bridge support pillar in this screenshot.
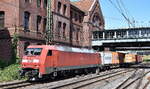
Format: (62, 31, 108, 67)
(103, 32, 105, 39)
(114, 31, 117, 38)
(139, 30, 142, 37)
(126, 31, 129, 38)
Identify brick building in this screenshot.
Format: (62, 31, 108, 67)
(71, 0, 105, 47)
(0, 0, 104, 62)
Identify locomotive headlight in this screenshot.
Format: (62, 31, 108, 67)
(22, 59, 28, 63)
(33, 59, 40, 63)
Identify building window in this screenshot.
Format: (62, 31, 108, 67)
(75, 13, 78, 21)
(37, 0, 41, 8)
(25, 0, 32, 3)
(70, 11, 73, 20)
(25, 0, 29, 3)
(24, 11, 30, 30)
(57, 2, 61, 13)
(63, 23, 66, 37)
(36, 15, 42, 32)
(63, 4, 67, 15)
(76, 28, 80, 41)
(44, 0, 47, 8)
(0, 11, 5, 28)
(79, 15, 82, 23)
(43, 18, 47, 32)
(92, 13, 100, 27)
(58, 21, 61, 37)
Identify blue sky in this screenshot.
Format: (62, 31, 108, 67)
(71, 0, 150, 29)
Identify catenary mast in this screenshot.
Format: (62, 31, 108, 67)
(46, 0, 53, 45)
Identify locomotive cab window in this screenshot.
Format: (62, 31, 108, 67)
(25, 48, 42, 56)
(47, 50, 52, 56)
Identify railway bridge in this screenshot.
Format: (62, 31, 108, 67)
(92, 27, 150, 54)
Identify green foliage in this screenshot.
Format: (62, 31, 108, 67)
(12, 33, 19, 49)
(11, 34, 19, 64)
(0, 64, 21, 82)
(143, 58, 150, 62)
(0, 60, 7, 68)
(143, 55, 150, 62)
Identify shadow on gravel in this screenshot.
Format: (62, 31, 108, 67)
(123, 63, 150, 69)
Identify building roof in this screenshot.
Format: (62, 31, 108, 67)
(71, 0, 95, 12)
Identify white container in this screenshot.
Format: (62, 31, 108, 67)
(100, 52, 112, 65)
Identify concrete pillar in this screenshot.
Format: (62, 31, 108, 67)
(126, 31, 129, 38)
(103, 32, 105, 39)
(139, 30, 141, 38)
(114, 31, 117, 39)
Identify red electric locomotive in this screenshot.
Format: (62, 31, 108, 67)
(20, 45, 101, 80)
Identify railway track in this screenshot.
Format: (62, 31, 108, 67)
(1, 67, 149, 89)
(0, 80, 33, 89)
(0, 68, 128, 89)
(115, 69, 150, 89)
(37, 69, 135, 89)
(143, 78, 150, 89)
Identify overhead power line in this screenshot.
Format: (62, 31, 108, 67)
(107, 0, 135, 28)
(117, 0, 136, 27)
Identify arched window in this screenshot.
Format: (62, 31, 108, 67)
(36, 15, 42, 32)
(44, 0, 47, 8)
(57, 21, 62, 37)
(63, 4, 67, 15)
(92, 13, 101, 27)
(24, 11, 30, 30)
(37, 0, 41, 7)
(0, 11, 5, 28)
(63, 23, 66, 37)
(43, 18, 47, 32)
(76, 28, 80, 41)
(57, 2, 62, 13)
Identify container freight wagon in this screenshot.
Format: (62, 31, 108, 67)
(124, 54, 136, 65)
(20, 45, 101, 80)
(100, 52, 125, 68)
(136, 55, 143, 63)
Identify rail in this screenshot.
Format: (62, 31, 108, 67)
(40, 69, 134, 89)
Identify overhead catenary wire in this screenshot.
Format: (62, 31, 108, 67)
(116, 0, 132, 27)
(107, 0, 135, 28)
(119, 0, 130, 18)
(117, 0, 136, 27)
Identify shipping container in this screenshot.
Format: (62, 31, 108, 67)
(124, 54, 136, 64)
(100, 52, 125, 65)
(136, 55, 143, 63)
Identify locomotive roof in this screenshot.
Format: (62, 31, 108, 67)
(28, 45, 96, 53)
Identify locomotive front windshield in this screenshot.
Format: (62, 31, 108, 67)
(25, 48, 42, 56)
